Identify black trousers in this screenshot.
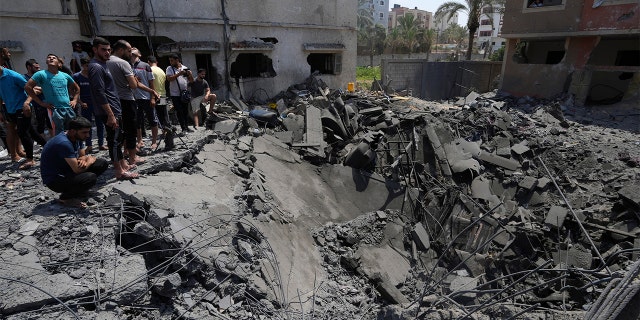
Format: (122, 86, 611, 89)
(170, 96, 189, 131)
(46, 158, 109, 199)
(120, 100, 138, 150)
(96, 115, 124, 163)
(8, 110, 47, 159)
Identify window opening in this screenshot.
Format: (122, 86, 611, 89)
(230, 53, 276, 78)
(307, 53, 342, 75)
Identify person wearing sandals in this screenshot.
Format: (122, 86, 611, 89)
(40, 117, 108, 208)
(0, 65, 47, 170)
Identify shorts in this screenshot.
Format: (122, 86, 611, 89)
(189, 95, 206, 114)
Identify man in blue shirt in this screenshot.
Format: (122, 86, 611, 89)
(0, 65, 47, 169)
(40, 117, 108, 208)
(25, 54, 80, 135)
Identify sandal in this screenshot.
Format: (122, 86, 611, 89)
(19, 161, 35, 170)
(116, 171, 140, 181)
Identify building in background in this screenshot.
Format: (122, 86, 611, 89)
(500, 0, 639, 106)
(476, 3, 505, 54)
(360, 0, 390, 29)
(0, 0, 356, 100)
(389, 4, 433, 30)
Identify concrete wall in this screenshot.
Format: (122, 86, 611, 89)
(357, 53, 488, 67)
(381, 59, 502, 100)
(0, 0, 356, 101)
(502, 1, 584, 36)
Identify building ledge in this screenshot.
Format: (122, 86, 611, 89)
(303, 43, 346, 52)
(157, 41, 220, 54)
(231, 41, 274, 51)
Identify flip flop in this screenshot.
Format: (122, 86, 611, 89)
(57, 198, 88, 208)
(19, 161, 35, 170)
(116, 171, 140, 181)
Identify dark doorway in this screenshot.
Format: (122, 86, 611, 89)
(230, 53, 276, 79)
(195, 53, 221, 89)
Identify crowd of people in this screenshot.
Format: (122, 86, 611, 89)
(0, 38, 216, 207)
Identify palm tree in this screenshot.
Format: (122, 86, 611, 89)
(397, 13, 423, 57)
(385, 28, 402, 55)
(419, 29, 436, 60)
(435, 0, 496, 60)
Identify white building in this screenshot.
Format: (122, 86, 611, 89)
(476, 3, 505, 54)
(359, 0, 390, 29)
(0, 0, 357, 100)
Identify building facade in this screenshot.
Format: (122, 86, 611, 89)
(476, 3, 505, 54)
(500, 0, 639, 106)
(0, 0, 357, 100)
(389, 5, 433, 30)
(360, 0, 390, 28)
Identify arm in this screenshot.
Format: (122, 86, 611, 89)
(25, 79, 51, 109)
(133, 77, 159, 99)
(64, 155, 97, 174)
(165, 67, 182, 82)
(68, 80, 80, 108)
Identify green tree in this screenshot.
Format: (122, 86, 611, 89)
(385, 28, 402, 54)
(359, 24, 387, 66)
(419, 29, 436, 60)
(397, 13, 423, 57)
(435, 0, 497, 60)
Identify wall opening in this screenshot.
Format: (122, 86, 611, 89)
(307, 53, 342, 75)
(230, 53, 276, 79)
(195, 53, 221, 89)
(588, 38, 640, 66)
(513, 40, 565, 64)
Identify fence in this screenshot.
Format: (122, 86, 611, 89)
(380, 59, 503, 100)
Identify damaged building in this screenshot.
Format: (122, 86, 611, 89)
(0, 0, 356, 99)
(500, 0, 640, 106)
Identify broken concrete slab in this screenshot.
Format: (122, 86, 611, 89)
(412, 222, 430, 251)
(545, 205, 569, 229)
(478, 151, 520, 171)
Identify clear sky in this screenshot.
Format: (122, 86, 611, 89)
(389, 0, 469, 26)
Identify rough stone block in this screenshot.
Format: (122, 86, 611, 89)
(478, 151, 519, 171)
(412, 222, 430, 251)
(545, 205, 569, 229)
(518, 176, 538, 191)
(103, 254, 148, 304)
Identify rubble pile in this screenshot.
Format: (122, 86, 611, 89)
(0, 75, 638, 319)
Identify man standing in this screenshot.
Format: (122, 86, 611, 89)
(166, 53, 193, 133)
(148, 56, 171, 134)
(25, 54, 80, 135)
(131, 48, 159, 151)
(87, 37, 138, 180)
(107, 40, 156, 166)
(24, 59, 52, 141)
(0, 65, 47, 169)
(73, 58, 106, 153)
(40, 117, 108, 208)
(189, 68, 211, 128)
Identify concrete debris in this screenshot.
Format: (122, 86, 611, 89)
(0, 76, 639, 319)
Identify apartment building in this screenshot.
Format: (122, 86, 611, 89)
(476, 3, 505, 53)
(389, 4, 432, 30)
(500, 0, 639, 106)
(360, 0, 390, 28)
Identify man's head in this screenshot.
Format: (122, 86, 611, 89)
(67, 117, 92, 141)
(80, 57, 90, 72)
(197, 68, 206, 79)
(92, 37, 111, 62)
(112, 40, 133, 60)
(25, 59, 40, 75)
(168, 53, 181, 68)
(45, 54, 60, 70)
(73, 42, 84, 52)
(147, 55, 157, 65)
(131, 47, 141, 63)
(1, 48, 11, 62)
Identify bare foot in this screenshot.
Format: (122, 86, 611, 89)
(17, 150, 26, 158)
(128, 156, 146, 165)
(57, 198, 87, 208)
(151, 143, 158, 152)
(116, 171, 140, 181)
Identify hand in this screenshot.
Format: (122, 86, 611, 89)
(34, 86, 42, 95)
(150, 98, 156, 107)
(22, 102, 32, 117)
(107, 114, 118, 129)
(153, 91, 160, 100)
(45, 102, 54, 110)
(69, 100, 78, 108)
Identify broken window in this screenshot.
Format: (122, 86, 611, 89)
(230, 53, 276, 79)
(479, 31, 492, 37)
(307, 53, 342, 75)
(524, 0, 564, 10)
(513, 40, 565, 64)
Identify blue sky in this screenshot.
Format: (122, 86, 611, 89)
(390, 0, 469, 26)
